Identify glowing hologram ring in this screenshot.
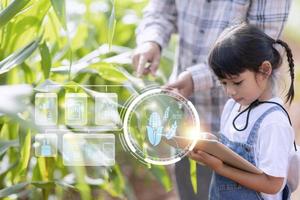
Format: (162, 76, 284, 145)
(123, 88, 200, 165)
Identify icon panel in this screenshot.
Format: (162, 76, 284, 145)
(35, 93, 58, 126)
(65, 93, 88, 126)
(35, 134, 58, 157)
(62, 133, 115, 166)
(95, 93, 120, 128)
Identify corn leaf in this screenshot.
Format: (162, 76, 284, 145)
(0, 0, 31, 28)
(39, 41, 52, 79)
(17, 129, 32, 176)
(0, 182, 29, 198)
(108, 0, 117, 50)
(149, 165, 172, 192)
(0, 140, 19, 157)
(189, 158, 198, 194)
(50, 0, 67, 30)
(0, 38, 41, 75)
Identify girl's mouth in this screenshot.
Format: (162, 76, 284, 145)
(235, 98, 243, 102)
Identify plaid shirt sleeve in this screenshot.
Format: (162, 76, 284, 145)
(187, 0, 292, 92)
(186, 63, 220, 92)
(136, 0, 177, 48)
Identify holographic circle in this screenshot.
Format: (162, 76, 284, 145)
(123, 88, 200, 165)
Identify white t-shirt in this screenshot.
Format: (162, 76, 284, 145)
(220, 97, 295, 200)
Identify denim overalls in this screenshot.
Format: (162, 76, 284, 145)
(209, 105, 291, 200)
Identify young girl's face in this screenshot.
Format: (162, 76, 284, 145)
(219, 69, 270, 106)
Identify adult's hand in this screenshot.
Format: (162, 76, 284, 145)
(163, 70, 194, 98)
(132, 42, 161, 77)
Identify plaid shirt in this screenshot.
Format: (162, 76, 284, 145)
(136, 0, 292, 132)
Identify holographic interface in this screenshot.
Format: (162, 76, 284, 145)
(122, 88, 200, 165)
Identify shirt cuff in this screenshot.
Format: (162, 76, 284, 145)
(136, 30, 166, 49)
(186, 63, 215, 92)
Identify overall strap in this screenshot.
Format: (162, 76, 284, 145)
(246, 106, 285, 145)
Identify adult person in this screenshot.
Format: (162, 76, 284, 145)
(132, 0, 292, 199)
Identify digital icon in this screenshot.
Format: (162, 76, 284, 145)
(65, 93, 87, 126)
(147, 112, 163, 146)
(62, 133, 115, 166)
(146, 106, 178, 146)
(41, 139, 52, 156)
(165, 121, 177, 139)
(34, 134, 57, 157)
(95, 93, 120, 127)
(35, 93, 58, 126)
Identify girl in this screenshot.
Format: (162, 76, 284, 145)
(189, 24, 296, 200)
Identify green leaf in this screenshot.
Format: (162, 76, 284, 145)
(50, 44, 131, 75)
(31, 180, 76, 190)
(50, 0, 67, 30)
(0, 38, 41, 74)
(108, 0, 117, 51)
(10, 16, 40, 52)
(37, 157, 49, 181)
(91, 62, 127, 83)
(55, 180, 77, 190)
(21, 63, 34, 83)
(4, 0, 51, 53)
(71, 23, 88, 50)
(0, 140, 19, 157)
(189, 158, 198, 194)
(150, 165, 172, 192)
(102, 165, 125, 198)
(0, 162, 18, 181)
(39, 41, 52, 79)
(0, 182, 29, 198)
(18, 129, 32, 175)
(34, 79, 62, 93)
(0, 0, 31, 28)
(31, 181, 55, 189)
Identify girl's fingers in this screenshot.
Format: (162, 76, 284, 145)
(196, 150, 209, 157)
(189, 151, 204, 161)
(188, 151, 207, 166)
(191, 150, 215, 163)
(196, 151, 216, 162)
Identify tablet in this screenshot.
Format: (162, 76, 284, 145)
(165, 136, 263, 174)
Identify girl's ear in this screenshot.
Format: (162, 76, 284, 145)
(259, 61, 272, 78)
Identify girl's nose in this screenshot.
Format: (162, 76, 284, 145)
(225, 86, 237, 97)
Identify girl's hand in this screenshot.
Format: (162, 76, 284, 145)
(188, 150, 224, 172)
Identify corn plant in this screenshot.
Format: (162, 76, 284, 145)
(0, 0, 175, 199)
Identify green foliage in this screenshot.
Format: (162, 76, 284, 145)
(50, 0, 67, 29)
(0, 38, 41, 75)
(0, 0, 31, 28)
(189, 159, 197, 194)
(39, 41, 52, 79)
(0, 0, 176, 199)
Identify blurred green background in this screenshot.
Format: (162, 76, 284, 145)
(0, 0, 299, 199)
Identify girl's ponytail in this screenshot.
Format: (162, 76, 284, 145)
(275, 39, 295, 105)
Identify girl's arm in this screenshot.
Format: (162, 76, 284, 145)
(189, 150, 284, 194)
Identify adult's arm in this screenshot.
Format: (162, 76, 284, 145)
(136, 0, 177, 49)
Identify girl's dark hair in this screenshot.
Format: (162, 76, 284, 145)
(208, 24, 295, 104)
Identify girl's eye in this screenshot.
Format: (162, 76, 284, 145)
(233, 80, 243, 85)
(219, 80, 226, 85)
